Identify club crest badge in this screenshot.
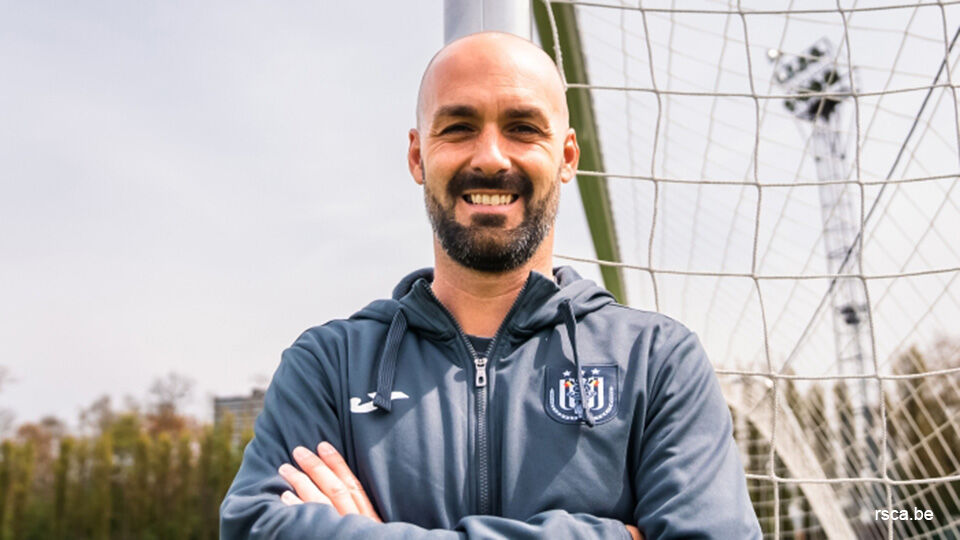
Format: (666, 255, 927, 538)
(544, 365, 618, 425)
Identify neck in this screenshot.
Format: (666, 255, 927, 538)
(431, 230, 555, 338)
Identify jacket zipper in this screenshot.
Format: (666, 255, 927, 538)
(423, 279, 533, 515)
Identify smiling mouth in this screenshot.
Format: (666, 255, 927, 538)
(462, 193, 520, 206)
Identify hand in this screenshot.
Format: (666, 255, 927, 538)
(278, 441, 382, 522)
(626, 524, 643, 540)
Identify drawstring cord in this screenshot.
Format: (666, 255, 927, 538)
(560, 299, 595, 427)
(373, 308, 407, 412)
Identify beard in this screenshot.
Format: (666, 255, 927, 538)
(423, 166, 561, 273)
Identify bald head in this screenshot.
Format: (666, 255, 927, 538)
(416, 32, 568, 131)
(406, 32, 581, 274)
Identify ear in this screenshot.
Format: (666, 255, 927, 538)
(408, 129, 424, 185)
(559, 128, 580, 184)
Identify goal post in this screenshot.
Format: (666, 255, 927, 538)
(532, 1, 628, 303)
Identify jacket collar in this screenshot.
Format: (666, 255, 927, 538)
(386, 266, 613, 339)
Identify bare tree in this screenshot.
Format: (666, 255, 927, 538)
(79, 395, 114, 436)
(146, 372, 195, 436)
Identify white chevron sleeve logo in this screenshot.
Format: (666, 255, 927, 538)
(349, 391, 410, 414)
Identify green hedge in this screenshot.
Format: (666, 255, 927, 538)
(0, 410, 250, 540)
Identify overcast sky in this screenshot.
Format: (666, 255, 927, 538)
(4, 1, 958, 429)
(0, 1, 602, 426)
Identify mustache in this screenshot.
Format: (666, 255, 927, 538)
(446, 169, 535, 200)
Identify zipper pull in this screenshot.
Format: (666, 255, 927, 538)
(474, 357, 488, 387)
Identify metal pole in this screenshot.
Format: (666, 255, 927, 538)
(444, 0, 531, 44)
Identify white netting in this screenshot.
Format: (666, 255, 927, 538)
(540, 1, 960, 537)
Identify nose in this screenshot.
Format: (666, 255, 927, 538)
(469, 125, 511, 177)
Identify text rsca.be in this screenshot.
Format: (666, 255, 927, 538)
(875, 508, 934, 521)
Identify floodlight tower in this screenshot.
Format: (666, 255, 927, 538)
(769, 39, 880, 516)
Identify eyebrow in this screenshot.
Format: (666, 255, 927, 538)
(432, 104, 551, 126)
(433, 104, 480, 121)
(503, 107, 550, 125)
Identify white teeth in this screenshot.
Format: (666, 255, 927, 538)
(468, 193, 514, 206)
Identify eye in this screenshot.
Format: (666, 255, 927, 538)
(509, 123, 542, 135)
(440, 123, 473, 135)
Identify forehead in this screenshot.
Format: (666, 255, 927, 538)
(419, 38, 566, 122)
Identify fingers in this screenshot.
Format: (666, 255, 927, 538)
(625, 524, 643, 540)
(292, 446, 361, 516)
(279, 443, 382, 522)
(317, 442, 382, 522)
(278, 463, 330, 504)
(281, 490, 304, 505)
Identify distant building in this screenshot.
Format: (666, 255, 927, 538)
(214, 388, 265, 441)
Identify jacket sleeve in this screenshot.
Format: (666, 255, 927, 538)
(632, 330, 762, 539)
(219, 330, 631, 540)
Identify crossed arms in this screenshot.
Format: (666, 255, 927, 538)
(219, 326, 760, 539)
(275, 441, 642, 539)
(218, 334, 641, 539)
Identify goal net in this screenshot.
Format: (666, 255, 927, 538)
(535, 1, 960, 538)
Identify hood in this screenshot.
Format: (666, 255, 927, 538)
(351, 265, 615, 337)
(508, 266, 616, 334)
(352, 266, 616, 424)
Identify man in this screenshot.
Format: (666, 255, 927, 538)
(220, 32, 762, 539)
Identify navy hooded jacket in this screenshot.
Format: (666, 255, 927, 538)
(220, 267, 762, 539)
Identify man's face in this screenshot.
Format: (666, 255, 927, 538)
(408, 33, 579, 273)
